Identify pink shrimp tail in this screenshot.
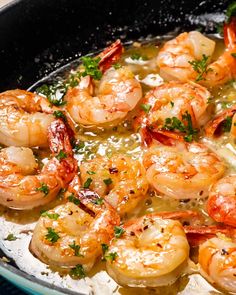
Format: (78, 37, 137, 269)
(98, 39, 123, 72)
(224, 17, 236, 49)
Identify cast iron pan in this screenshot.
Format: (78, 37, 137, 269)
(0, 0, 232, 294)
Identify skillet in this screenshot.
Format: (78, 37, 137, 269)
(0, 0, 232, 294)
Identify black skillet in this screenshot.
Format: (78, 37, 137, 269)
(0, 0, 232, 294)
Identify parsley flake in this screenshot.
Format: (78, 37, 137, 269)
(5, 233, 17, 241)
(53, 110, 67, 121)
(140, 103, 151, 113)
(81, 56, 102, 80)
(45, 227, 60, 243)
(68, 193, 80, 205)
(105, 252, 118, 262)
(188, 54, 211, 82)
(231, 53, 236, 58)
(36, 183, 49, 196)
(87, 171, 96, 175)
(222, 116, 233, 132)
(70, 264, 86, 279)
(56, 150, 67, 161)
(103, 178, 113, 186)
(114, 226, 125, 238)
(101, 243, 109, 254)
(41, 211, 60, 220)
(36, 83, 67, 106)
(113, 63, 122, 69)
(69, 241, 83, 257)
(226, 1, 236, 23)
(83, 178, 93, 188)
(130, 53, 148, 61)
(92, 197, 104, 205)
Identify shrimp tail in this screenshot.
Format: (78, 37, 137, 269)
(205, 105, 236, 137)
(48, 119, 74, 155)
(98, 39, 123, 72)
(144, 127, 185, 146)
(224, 17, 236, 50)
(184, 225, 236, 246)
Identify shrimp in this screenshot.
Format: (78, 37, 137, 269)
(0, 119, 77, 209)
(106, 214, 189, 287)
(207, 175, 236, 227)
(0, 89, 55, 147)
(79, 155, 148, 216)
(134, 81, 211, 142)
(143, 142, 225, 199)
(30, 186, 120, 272)
(64, 40, 142, 127)
(199, 236, 236, 293)
(156, 18, 236, 87)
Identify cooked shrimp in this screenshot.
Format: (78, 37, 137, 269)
(134, 81, 211, 138)
(199, 236, 236, 293)
(30, 187, 120, 272)
(156, 18, 236, 87)
(0, 119, 77, 209)
(143, 142, 225, 199)
(0, 89, 55, 147)
(79, 155, 148, 216)
(207, 175, 236, 227)
(64, 40, 142, 127)
(106, 214, 189, 287)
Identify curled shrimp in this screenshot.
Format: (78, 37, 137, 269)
(30, 184, 120, 272)
(79, 155, 149, 216)
(134, 81, 211, 142)
(156, 18, 236, 87)
(0, 119, 77, 209)
(106, 214, 189, 287)
(207, 175, 236, 227)
(199, 236, 236, 293)
(64, 41, 142, 127)
(143, 142, 225, 199)
(0, 89, 55, 147)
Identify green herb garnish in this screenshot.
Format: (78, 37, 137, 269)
(140, 103, 151, 113)
(170, 101, 174, 108)
(45, 227, 60, 243)
(222, 116, 233, 132)
(231, 53, 236, 58)
(36, 183, 49, 196)
(113, 63, 122, 69)
(130, 53, 148, 61)
(83, 178, 93, 189)
(73, 141, 85, 154)
(226, 1, 236, 23)
(53, 110, 67, 120)
(5, 234, 17, 241)
(103, 178, 113, 186)
(80, 56, 102, 80)
(36, 83, 67, 106)
(70, 264, 86, 279)
(188, 54, 211, 82)
(92, 198, 104, 205)
(114, 226, 125, 238)
(69, 241, 83, 257)
(68, 193, 80, 205)
(87, 171, 96, 175)
(56, 150, 67, 161)
(105, 252, 118, 262)
(101, 243, 109, 254)
(163, 111, 198, 142)
(41, 211, 60, 220)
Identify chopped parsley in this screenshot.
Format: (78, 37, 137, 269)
(36, 83, 67, 106)
(80, 56, 102, 80)
(45, 227, 60, 243)
(70, 264, 86, 279)
(226, 1, 236, 23)
(105, 252, 118, 262)
(68, 193, 80, 205)
(130, 53, 148, 61)
(36, 183, 49, 196)
(222, 116, 233, 132)
(41, 211, 60, 220)
(92, 197, 104, 205)
(113, 63, 122, 69)
(73, 141, 85, 154)
(188, 54, 211, 82)
(87, 171, 96, 175)
(101, 243, 109, 254)
(163, 111, 198, 142)
(4, 233, 17, 241)
(170, 101, 174, 108)
(103, 178, 113, 186)
(53, 110, 67, 120)
(221, 101, 232, 109)
(69, 241, 83, 257)
(140, 103, 151, 113)
(231, 53, 236, 58)
(114, 226, 125, 238)
(56, 150, 67, 161)
(83, 177, 93, 189)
